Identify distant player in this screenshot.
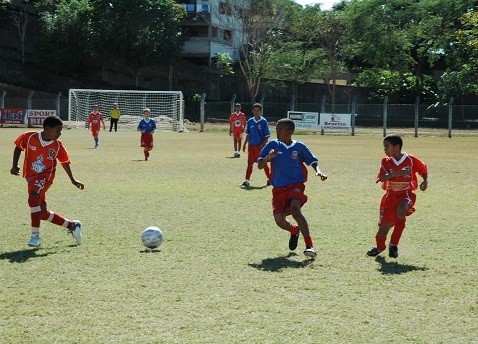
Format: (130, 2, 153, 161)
(87, 105, 106, 148)
(137, 108, 157, 161)
(10, 115, 84, 247)
(109, 103, 121, 132)
(229, 103, 246, 157)
(242, 103, 271, 187)
(258, 118, 327, 258)
(366, 134, 428, 258)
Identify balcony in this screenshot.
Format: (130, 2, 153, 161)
(179, 4, 210, 13)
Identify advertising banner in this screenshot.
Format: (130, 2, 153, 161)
(287, 111, 319, 128)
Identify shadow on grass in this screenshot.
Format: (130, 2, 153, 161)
(139, 248, 162, 253)
(0, 248, 49, 263)
(240, 185, 269, 191)
(375, 256, 428, 275)
(249, 253, 315, 272)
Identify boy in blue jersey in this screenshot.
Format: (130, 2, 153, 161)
(137, 108, 157, 161)
(258, 118, 327, 258)
(242, 103, 271, 187)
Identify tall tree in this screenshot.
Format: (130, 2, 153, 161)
(91, 0, 185, 87)
(35, 0, 94, 77)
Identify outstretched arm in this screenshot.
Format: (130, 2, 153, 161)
(311, 162, 327, 181)
(61, 163, 84, 190)
(10, 146, 22, 175)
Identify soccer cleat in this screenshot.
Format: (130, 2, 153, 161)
(27, 233, 41, 247)
(68, 220, 83, 245)
(289, 230, 300, 251)
(266, 180, 272, 186)
(366, 246, 382, 257)
(304, 247, 317, 258)
(389, 245, 398, 258)
(241, 181, 250, 187)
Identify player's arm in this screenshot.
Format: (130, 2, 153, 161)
(101, 118, 106, 130)
(10, 146, 22, 175)
(61, 163, 84, 190)
(311, 162, 327, 181)
(243, 135, 249, 152)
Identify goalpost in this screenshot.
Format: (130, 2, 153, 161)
(68, 89, 185, 131)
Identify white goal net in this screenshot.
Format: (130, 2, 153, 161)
(68, 89, 185, 131)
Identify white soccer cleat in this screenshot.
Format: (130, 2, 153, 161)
(27, 233, 41, 247)
(304, 247, 317, 258)
(68, 220, 83, 245)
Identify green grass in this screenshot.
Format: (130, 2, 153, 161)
(0, 126, 477, 343)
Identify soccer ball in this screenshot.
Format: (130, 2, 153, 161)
(141, 226, 164, 249)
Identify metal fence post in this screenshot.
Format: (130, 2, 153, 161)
(290, 94, 296, 111)
(351, 95, 357, 136)
(383, 96, 388, 137)
(27, 90, 34, 109)
(56, 92, 62, 119)
(230, 94, 236, 114)
(448, 97, 454, 138)
(320, 96, 326, 135)
(414, 96, 420, 137)
(200, 93, 206, 132)
(0, 90, 5, 127)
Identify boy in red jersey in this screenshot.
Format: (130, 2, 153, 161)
(10, 115, 84, 247)
(366, 134, 428, 258)
(229, 103, 246, 157)
(87, 105, 106, 148)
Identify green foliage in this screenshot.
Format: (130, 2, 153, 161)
(216, 53, 234, 77)
(35, 0, 94, 76)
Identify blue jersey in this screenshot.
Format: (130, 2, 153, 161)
(258, 140, 318, 187)
(245, 117, 270, 145)
(137, 118, 156, 134)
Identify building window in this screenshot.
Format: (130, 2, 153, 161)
(223, 29, 232, 41)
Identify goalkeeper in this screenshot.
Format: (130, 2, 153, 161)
(109, 103, 121, 132)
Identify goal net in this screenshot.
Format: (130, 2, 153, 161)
(68, 89, 185, 131)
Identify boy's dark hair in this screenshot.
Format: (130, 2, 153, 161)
(252, 103, 262, 110)
(384, 133, 403, 149)
(43, 115, 63, 129)
(277, 118, 295, 131)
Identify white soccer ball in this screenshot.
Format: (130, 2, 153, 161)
(141, 226, 164, 249)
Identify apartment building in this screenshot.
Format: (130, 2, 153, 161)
(176, 0, 249, 66)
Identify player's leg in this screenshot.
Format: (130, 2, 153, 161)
(389, 200, 409, 257)
(243, 145, 255, 186)
(109, 120, 113, 132)
(289, 199, 316, 257)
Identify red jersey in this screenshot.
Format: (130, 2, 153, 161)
(14, 131, 70, 182)
(229, 112, 246, 133)
(376, 153, 427, 192)
(88, 111, 103, 130)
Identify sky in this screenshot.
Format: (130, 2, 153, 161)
(294, 0, 339, 11)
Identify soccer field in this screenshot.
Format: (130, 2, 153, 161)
(0, 127, 476, 343)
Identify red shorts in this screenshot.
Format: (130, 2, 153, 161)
(272, 183, 307, 215)
(247, 144, 262, 163)
(141, 133, 154, 148)
(379, 191, 416, 225)
(91, 126, 100, 137)
(232, 131, 243, 140)
(27, 178, 52, 205)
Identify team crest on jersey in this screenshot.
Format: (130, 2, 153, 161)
(48, 149, 56, 161)
(291, 151, 299, 160)
(234, 119, 241, 127)
(29, 145, 37, 151)
(31, 155, 46, 173)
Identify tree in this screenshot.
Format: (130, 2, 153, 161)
(2, 0, 36, 64)
(234, 0, 294, 102)
(291, 5, 347, 106)
(90, 0, 185, 87)
(35, 0, 94, 77)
